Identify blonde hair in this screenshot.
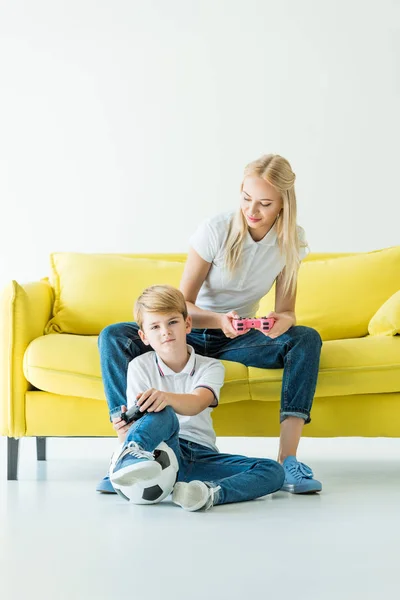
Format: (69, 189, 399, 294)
(134, 285, 188, 329)
(225, 153, 306, 297)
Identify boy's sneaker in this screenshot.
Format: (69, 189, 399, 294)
(110, 441, 162, 486)
(96, 475, 117, 494)
(172, 481, 220, 512)
(282, 456, 322, 494)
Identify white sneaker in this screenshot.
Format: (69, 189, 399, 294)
(172, 481, 220, 512)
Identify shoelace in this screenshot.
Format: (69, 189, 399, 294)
(287, 461, 314, 481)
(205, 484, 221, 511)
(119, 442, 155, 462)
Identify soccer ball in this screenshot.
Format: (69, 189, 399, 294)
(113, 442, 179, 504)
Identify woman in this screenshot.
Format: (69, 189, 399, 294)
(97, 154, 322, 495)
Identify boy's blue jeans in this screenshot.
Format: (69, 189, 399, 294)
(125, 406, 285, 505)
(98, 323, 322, 423)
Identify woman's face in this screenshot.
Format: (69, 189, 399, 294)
(240, 176, 283, 239)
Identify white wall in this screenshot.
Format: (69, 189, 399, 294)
(0, 0, 399, 287)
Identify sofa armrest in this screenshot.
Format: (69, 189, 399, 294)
(0, 280, 53, 437)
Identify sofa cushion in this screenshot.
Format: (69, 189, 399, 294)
(248, 334, 400, 400)
(45, 253, 186, 335)
(23, 334, 249, 404)
(24, 333, 400, 403)
(368, 290, 400, 337)
(259, 246, 400, 341)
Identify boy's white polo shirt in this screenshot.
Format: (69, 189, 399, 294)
(189, 211, 309, 318)
(126, 345, 224, 451)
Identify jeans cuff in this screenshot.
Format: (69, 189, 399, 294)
(280, 410, 311, 425)
(109, 407, 122, 421)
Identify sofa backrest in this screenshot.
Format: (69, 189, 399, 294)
(44, 247, 400, 341)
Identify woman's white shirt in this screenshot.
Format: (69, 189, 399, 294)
(188, 211, 309, 318)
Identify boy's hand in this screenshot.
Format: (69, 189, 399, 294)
(137, 389, 169, 413)
(112, 405, 130, 444)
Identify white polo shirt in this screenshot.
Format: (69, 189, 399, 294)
(126, 345, 224, 451)
(189, 211, 309, 318)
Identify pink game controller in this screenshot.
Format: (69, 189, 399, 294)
(232, 316, 276, 333)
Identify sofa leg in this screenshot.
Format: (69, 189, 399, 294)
(36, 437, 46, 461)
(7, 437, 19, 480)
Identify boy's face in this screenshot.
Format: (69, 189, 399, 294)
(138, 311, 192, 356)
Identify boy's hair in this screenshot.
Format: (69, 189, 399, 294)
(134, 285, 188, 329)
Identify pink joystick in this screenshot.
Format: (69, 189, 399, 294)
(232, 316, 276, 333)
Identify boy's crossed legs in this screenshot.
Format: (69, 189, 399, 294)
(111, 406, 285, 511)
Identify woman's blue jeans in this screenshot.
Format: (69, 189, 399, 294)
(98, 323, 322, 424)
(125, 406, 285, 505)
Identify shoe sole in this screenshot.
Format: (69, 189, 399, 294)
(110, 461, 161, 486)
(281, 483, 322, 494)
(96, 487, 117, 495)
(172, 482, 208, 512)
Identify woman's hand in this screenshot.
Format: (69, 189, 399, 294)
(218, 311, 250, 339)
(112, 405, 130, 444)
(262, 311, 295, 339)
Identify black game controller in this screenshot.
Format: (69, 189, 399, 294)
(120, 404, 147, 425)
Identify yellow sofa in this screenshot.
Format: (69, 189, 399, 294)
(1, 248, 400, 480)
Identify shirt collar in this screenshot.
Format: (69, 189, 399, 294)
(244, 221, 278, 247)
(155, 344, 196, 377)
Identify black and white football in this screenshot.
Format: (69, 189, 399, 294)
(113, 442, 179, 504)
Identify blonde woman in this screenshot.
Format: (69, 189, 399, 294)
(98, 154, 322, 495)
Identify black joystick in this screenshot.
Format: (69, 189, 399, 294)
(120, 404, 147, 425)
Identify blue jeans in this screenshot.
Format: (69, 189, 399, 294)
(125, 406, 285, 505)
(99, 322, 322, 423)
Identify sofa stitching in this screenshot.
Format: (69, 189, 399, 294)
(25, 365, 252, 385)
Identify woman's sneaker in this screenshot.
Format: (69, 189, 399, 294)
(96, 446, 124, 493)
(172, 481, 220, 512)
(110, 441, 161, 486)
(96, 475, 117, 494)
(282, 456, 322, 494)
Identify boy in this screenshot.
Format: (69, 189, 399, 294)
(110, 285, 284, 511)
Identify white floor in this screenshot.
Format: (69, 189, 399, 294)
(1, 436, 400, 600)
